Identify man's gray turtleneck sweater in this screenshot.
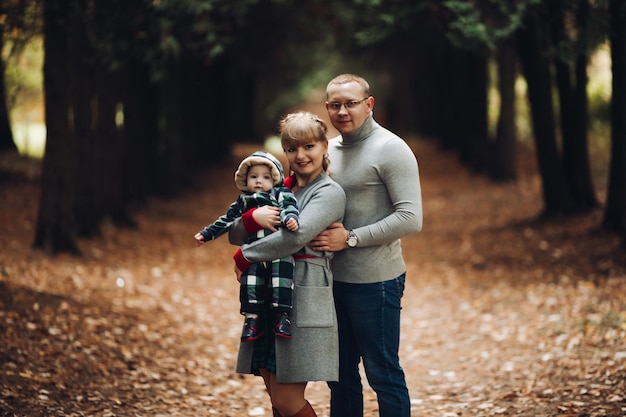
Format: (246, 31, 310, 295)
(328, 115, 423, 284)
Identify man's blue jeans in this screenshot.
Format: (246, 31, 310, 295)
(329, 274, 410, 417)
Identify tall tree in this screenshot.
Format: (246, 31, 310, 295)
(492, 37, 518, 181)
(549, 0, 598, 211)
(31, 0, 268, 253)
(516, 4, 575, 216)
(94, 67, 131, 227)
(442, 0, 530, 178)
(436, 43, 490, 175)
(410, 12, 449, 139)
(33, 0, 78, 254)
(0, 19, 16, 153)
(442, 0, 607, 213)
(70, 0, 100, 237)
(603, 0, 626, 238)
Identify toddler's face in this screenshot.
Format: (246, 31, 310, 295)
(246, 165, 274, 193)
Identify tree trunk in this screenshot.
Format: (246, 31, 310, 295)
(70, 0, 101, 237)
(155, 59, 185, 196)
(204, 57, 233, 160)
(385, 60, 414, 139)
(0, 22, 16, 154)
(550, 0, 598, 211)
(437, 45, 489, 173)
(491, 38, 517, 181)
(411, 13, 447, 139)
(180, 52, 214, 170)
(602, 0, 626, 236)
(124, 58, 158, 202)
(137, 57, 193, 197)
(516, 5, 574, 217)
(33, 0, 79, 255)
(439, 44, 465, 151)
(96, 67, 136, 228)
(224, 55, 259, 144)
(460, 50, 489, 173)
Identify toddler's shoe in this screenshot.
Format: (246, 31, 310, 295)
(273, 312, 292, 339)
(241, 316, 263, 342)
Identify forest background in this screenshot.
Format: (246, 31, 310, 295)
(1, 0, 626, 251)
(0, 0, 625, 416)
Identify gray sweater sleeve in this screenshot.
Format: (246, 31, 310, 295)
(352, 137, 422, 247)
(227, 214, 249, 246)
(226, 189, 299, 245)
(241, 179, 345, 263)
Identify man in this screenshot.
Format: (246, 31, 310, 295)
(310, 73, 423, 417)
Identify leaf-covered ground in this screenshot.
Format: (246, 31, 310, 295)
(1, 140, 625, 417)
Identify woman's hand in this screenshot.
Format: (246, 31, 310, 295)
(253, 206, 281, 232)
(234, 265, 243, 283)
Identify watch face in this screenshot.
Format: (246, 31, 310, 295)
(347, 236, 357, 247)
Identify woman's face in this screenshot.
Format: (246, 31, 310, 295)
(284, 139, 328, 182)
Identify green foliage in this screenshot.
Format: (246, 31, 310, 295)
(331, 0, 431, 46)
(59, 0, 269, 81)
(151, 0, 261, 60)
(443, 0, 541, 50)
(442, 0, 610, 57)
(225, 0, 351, 124)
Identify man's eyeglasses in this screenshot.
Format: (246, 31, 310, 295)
(327, 97, 369, 112)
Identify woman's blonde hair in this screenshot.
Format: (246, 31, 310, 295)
(279, 111, 330, 172)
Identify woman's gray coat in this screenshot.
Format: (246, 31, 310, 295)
(229, 172, 346, 383)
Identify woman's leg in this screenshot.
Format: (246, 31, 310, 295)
(260, 369, 311, 416)
(259, 369, 282, 417)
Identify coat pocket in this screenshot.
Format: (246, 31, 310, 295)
(294, 285, 334, 328)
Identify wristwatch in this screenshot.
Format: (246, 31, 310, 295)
(346, 230, 358, 248)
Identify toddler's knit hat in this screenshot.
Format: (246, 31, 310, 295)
(235, 151, 284, 191)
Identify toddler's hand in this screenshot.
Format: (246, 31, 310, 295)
(286, 218, 299, 232)
(194, 233, 206, 246)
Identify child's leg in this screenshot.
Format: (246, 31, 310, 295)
(240, 262, 267, 314)
(269, 257, 294, 313)
(239, 263, 268, 342)
(270, 257, 294, 339)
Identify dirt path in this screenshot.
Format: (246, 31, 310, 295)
(1, 140, 625, 417)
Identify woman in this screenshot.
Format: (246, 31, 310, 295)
(229, 111, 345, 417)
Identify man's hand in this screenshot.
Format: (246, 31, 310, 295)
(308, 222, 348, 252)
(253, 206, 281, 232)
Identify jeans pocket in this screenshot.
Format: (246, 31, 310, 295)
(294, 285, 334, 328)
